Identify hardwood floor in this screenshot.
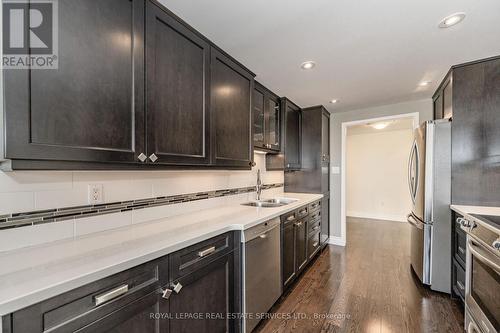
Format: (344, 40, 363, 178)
(256, 217, 464, 333)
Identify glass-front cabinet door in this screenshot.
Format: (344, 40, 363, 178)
(266, 96, 281, 151)
(253, 88, 266, 149)
(253, 82, 281, 152)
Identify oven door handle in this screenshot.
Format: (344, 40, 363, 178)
(468, 238, 500, 274)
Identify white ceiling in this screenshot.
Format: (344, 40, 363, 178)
(347, 117, 414, 136)
(160, 0, 500, 113)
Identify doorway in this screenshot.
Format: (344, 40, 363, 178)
(340, 112, 419, 245)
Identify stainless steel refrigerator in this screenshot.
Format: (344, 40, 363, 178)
(407, 119, 451, 293)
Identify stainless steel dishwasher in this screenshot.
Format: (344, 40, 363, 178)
(242, 217, 281, 333)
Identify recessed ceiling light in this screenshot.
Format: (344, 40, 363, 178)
(419, 81, 431, 87)
(329, 99, 339, 104)
(439, 12, 466, 28)
(300, 61, 316, 70)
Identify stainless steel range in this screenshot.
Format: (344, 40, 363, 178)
(457, 214, 500, 333)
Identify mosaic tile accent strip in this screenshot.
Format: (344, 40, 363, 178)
(0, 183, 284, 230)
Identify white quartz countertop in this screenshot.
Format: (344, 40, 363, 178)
(450, 204, 500, 218)
(0, 192, 322, 316)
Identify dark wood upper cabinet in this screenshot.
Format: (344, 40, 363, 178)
(253, 82, 281, 152)
(443, 78, 453, 119)
(3, 0, 145, 166)
(283, 98, 302, 170)
(210, 48, 254, 168)
(253, 87, 266, 149)
(145, 1, 210, 165)
(433, 71, 452, 120)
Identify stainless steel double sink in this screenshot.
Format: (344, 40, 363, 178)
(241, 197, 298, 208)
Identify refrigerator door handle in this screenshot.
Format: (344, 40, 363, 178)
(407, 213, 424, 230)
(408, 140, 419, 204)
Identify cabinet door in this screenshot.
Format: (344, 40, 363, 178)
(320, 196, 330, 246)
(283, 100, 301, 169)
(76, 292, 168, 333)
(321, 111, 330, 164)
(443, 78, 453, 119)
(282, 221, 296, 288)
(266, 94, 281, 151)
(295, 219, 308, 272)
(169, 253, 237, 333)
(433, 93, 443, 120)
(146, 1, 210, 165)
(253, 86, 266, 149)
(211, 49, 254, 168)
(4, 0, 145, 164)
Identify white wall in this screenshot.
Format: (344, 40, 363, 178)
(346, 128, 413, 222)
(330, 99, 433, 238)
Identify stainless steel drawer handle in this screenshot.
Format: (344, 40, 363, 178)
(94, 284, 129, 306)
(300, 209, 307, 215)
(286, 215, 295, 221)
(456, 281, 465, 291)
(198, 246, 216, 258)
(161, 288, 172, 300)
(259, 232, 268, 239)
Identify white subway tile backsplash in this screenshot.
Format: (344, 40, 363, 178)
(74, 211, 132, 237)
(0, 171, 72, 193)
(152, 171, 229, 197)
(0, 221, 74, 252)
(0, 192, 35, 215)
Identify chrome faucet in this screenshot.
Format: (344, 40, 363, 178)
(256, 169, 263, 201)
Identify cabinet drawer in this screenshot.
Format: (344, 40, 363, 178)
(309, 209, 321, 222)
(308, 218, 321, 235)
(308, 232, 321, 259)
(281, 210, 297, 225)
(11, 257, 168, 333)
(452, 260, 466, 300)
(308, 200, 321, 213)
(170, 232, 235, 279)
(297, 205, 309, 218)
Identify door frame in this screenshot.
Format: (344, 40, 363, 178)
(338, 112, 420, 246)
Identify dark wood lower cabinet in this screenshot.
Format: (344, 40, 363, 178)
(170, 253, 238, 333)
(3, 232, 240, 333)
(281, 202, 322, 290)
(295, 219, 308, 272)
(282, 219, 296, 287)
(77, 292, 167, 333)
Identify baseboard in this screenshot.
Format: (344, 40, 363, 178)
(327, 236, 346, 247)
(346, 211, 406, 223)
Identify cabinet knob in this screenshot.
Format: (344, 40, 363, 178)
(173, 282, 183, 294)
(149, 153, 158, 163)
(138, 153, 147, 162)
(249, 161, 256, 167)
(493, 239, 500, 251)
(160, 288, 172, 300)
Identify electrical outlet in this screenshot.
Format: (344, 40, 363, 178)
(88, 184, 104, 204)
